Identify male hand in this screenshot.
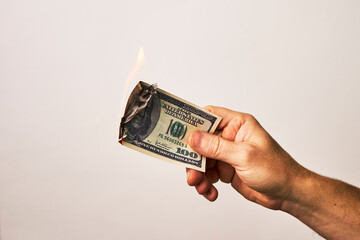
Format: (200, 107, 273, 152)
(186, 106, 304, 209)
(187, 106, 360, 240)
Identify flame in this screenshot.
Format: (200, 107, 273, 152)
(119, 47, 145, 118)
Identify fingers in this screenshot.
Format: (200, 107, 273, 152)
(205, 105, 250, 130)
(206, 158, 217, 169)
(195, 176, 211, 194)
(203, 185, 218, 201)
(217, 161, 235, 183)
(187, 169, 210, 194)
(186, 168, 218, 202)
(205, 158, 220, 183)
(205, 167, 219, 184)
(204, 106, 236, 130)
(205, 105, 263, 141)
(188, 131, 245, 166)
(231, 174, 257, 202)
(186, 168, 202, 186)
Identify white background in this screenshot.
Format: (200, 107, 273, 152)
(1, 0, 360, 239)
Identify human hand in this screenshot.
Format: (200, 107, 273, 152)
(186, 106, 360, 239)
(186, 106, 305, 210)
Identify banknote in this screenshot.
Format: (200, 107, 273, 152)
(119, 81, 221, 172)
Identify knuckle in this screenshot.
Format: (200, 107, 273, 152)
(217, 162, 235, 183)
(242, 144, 257, 162)
(204, 105, 215, 112)
(196, 184, 209, 195)
(187, 178, 195, 186)
(187, 172, 201, 186)
(220, 175, 232, 184)
(187, 177, 200, 186)
(220, 171, 234, 183)
(208, 136, 223, 158)
(245, 113, 255, 121)
(205, 169, 219, 184)
(247, 114, 261, 126)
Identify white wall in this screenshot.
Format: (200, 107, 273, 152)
(1, 0, 360, 239)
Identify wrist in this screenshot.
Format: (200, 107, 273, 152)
(280, 164, 360, 240)
(280, 165, 318, 215)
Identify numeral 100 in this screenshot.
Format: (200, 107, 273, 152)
(176, 148, 198, 159)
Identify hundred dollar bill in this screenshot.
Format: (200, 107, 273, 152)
(119, 81, 221, 172)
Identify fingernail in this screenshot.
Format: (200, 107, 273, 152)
(189, 131, 203, 148)
(187, 170, 191, 179)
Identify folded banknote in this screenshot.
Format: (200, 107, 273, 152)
(119, 81, 221, 172)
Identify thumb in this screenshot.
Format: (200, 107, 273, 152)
(188, 131, 244, 166)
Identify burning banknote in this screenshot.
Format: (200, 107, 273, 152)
(119, 81, 221, 172)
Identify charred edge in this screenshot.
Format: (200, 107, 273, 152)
(118, 82, 157, 142)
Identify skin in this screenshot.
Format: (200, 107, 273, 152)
(186, 106, 360, 240)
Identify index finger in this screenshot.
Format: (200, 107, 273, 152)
(186, 168, 203, 186)
(204, 105, 250, 130)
